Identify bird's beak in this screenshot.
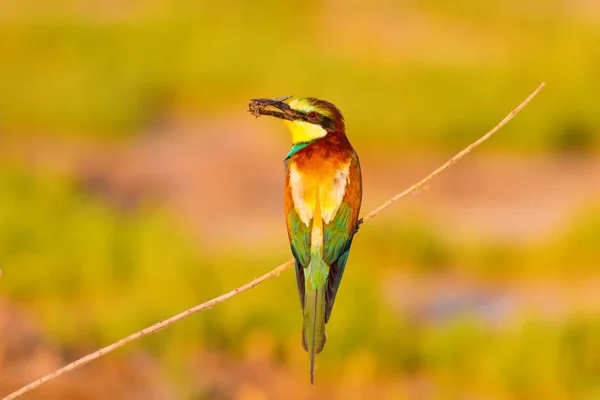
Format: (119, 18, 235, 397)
(248, 96, 296, 120)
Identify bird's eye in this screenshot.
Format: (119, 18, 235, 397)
(307, 111, 318, 120)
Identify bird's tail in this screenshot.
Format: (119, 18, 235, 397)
(303, 199, 327, 385)
(302, 274, 327, 385)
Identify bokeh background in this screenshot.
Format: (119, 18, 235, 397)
(1, 1, 600, 399)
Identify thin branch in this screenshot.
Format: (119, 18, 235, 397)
(359, 82, 546, 226)
(2, 82, 545, 400)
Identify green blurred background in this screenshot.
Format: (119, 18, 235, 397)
(1, 1, 599, 399)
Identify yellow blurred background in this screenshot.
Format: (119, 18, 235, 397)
(1, 1, 599, 399)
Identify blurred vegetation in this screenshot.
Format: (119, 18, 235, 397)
(1, 1, 600, 398)
(2, 165, 600, 398)
(0, 0, 599, 151)
(366, 208, 600, 279)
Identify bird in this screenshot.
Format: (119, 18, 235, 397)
(250, 96, 362, 384)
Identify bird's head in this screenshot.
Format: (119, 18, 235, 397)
(249, 96, 345, 144)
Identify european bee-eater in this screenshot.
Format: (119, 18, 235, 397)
(250, 96, 362, 384)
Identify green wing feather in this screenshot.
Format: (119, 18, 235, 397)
(287, 207, 312, 308)
(324, 202, 354, 264)
(323, 201, 356, 322)
(326, 248, 352, 322)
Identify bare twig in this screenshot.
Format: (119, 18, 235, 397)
(2, 261, 294, 400)
(2, 82, 545, 400)
(359, 82, 546, 226)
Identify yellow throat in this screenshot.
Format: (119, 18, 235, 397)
(284, 120, 327, 144)
(284, 98, 328, 144)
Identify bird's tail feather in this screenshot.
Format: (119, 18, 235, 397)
(302, 281, 327, 385)
(303, 197, 327, 385)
